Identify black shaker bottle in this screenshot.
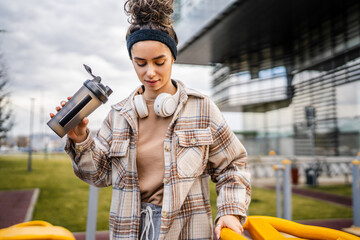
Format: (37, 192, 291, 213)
(47, 64, 113, 138)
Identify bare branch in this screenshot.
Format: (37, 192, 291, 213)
(0, 45, 13, 144)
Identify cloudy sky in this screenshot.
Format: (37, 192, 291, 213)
(0, 0, 241, 138)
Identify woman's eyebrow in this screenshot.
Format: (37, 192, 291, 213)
(133, 55, 166, 61)
(153, 55, 166, 60)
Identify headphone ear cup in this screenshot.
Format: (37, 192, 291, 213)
(134, 95, 149, 118)
(154, 93, 177, 117)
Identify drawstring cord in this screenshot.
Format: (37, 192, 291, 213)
(140, 205, 155, 240)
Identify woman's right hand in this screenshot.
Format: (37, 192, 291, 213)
(50, 96, 89, 143)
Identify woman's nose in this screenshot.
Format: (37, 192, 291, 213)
(146, 64, 156, 78)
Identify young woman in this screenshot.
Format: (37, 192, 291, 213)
(51, 0, 250, 239)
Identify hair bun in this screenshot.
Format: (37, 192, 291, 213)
(125, 0, 174, 28)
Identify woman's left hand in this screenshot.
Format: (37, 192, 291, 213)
(214, 215, 243, 240)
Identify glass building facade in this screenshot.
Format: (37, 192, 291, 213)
(174, 0, 360, 157)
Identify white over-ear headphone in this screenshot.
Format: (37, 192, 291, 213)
(134, 81, 180, 118)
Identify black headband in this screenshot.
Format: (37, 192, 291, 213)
(127, 29, 177, 60)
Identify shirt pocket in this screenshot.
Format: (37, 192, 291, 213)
(175, 128, 214, 178)
(109, 139, 130, 189)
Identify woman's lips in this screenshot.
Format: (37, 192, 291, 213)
(145, 80, 159, 86)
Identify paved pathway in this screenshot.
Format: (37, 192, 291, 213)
(291, 185, 352, 207)
(0, 189, 39, 229)
(73, 231, 109, 240)
(297, 218, 353, 230)
(263, 184, 352, 207)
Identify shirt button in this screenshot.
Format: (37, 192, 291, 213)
(76, 146, 82, 152)
(162, 211, 168, 218)
(190, 137, 197, 145)
(163, 178, 169, 184)
(164, 144, 171, 152)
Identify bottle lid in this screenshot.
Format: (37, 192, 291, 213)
(83, 64, 113, 103)
(84, 80, 112, 103)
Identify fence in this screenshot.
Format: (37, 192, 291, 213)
(249, 156, 354, 181)
(270, 158, 360, 228)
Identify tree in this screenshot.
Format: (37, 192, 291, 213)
(0, 54, 13, 145)
(16, 135, 29, 148)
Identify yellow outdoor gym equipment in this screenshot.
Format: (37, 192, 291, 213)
(0, 221, 75, 240)
(1, 216, 359, 240)
(220, 216, 360, 240)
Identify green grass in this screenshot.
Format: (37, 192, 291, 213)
(209, 182, 352, 221)
(0, 154, 353, 232)
(0, 153, 112, 232)
(248, 186, 352, 220)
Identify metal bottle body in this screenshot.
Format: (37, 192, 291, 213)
(47, 84, 103, 138)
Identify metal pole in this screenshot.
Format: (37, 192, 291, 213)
(273, 164, 283, 218)
(306, 106, 317, 186)
(352, 159, 360, 227)
(27, 98, 35, 172)
(86, 185, 99, 240)
(309, 122, 318, 186)
(283, 159, 292, 220)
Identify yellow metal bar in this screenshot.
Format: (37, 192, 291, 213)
(245, 216, 360, 240)
(220, 216, 360, 240)
(0, 221, 75, 240)
(244, 217, 287, 240)
(282, 159, 291, 165)
(220, 228, 248, 240)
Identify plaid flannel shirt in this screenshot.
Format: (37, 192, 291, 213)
(65, 80, 251, 240)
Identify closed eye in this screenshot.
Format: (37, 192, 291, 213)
(155, 61, 165, 66)
(136, 61, 146, 67)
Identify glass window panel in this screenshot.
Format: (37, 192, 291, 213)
(336, 81, 360, 118)
(174, 0, 237, 48)
(278, 106, 293, 126)
(267, 109, 279, 128)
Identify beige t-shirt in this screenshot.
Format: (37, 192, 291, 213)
(136, 98, 172, 206)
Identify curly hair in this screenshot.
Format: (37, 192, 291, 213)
(124, 0, 178, 44)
